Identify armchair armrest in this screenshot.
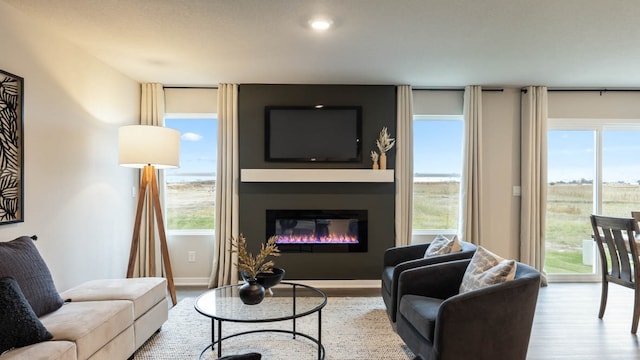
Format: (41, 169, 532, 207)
(383, 243, 430, 266)
(397, 259, 470, 301)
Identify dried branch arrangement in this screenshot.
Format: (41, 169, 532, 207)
(370, 150, 379, 162)
(376, 126, 396, 154)
(231, 234, 281, 280)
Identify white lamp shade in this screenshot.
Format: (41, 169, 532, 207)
(119, 125, 180, 169)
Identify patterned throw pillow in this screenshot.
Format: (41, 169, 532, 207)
(0, 276, 53, 354)
(424, 234, 461, 257)
(459, 246, 516, 293)
(0, 236, 64, 317)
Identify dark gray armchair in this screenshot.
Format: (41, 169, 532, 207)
(381, 240, 477, 322)
(396, 259, 540, 360)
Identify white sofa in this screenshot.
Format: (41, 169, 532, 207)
(0, 236, 168, 360)
(1, 277, 168, 360)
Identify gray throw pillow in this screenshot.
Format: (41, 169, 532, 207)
(0, 236, 64, 316)
(459, 246, 516, 293)
(424, 234, 461, 257)
(0, 276, 53, 354)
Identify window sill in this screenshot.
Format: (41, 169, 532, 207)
(167, 229, 214, 237)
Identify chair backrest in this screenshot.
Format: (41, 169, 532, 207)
(590, 215, 640, 288)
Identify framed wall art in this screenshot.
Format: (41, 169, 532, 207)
(0, 69, 23, 224)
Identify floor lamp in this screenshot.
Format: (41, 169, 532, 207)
(119, 125, 180, 306)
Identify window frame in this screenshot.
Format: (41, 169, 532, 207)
(412, 114, 464, 238)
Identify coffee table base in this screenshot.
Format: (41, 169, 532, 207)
(198, 329, 325, 360)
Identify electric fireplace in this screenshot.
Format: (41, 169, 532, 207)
(266, 209, 368, 253)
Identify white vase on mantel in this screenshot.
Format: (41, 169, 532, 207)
(379, 152, 387, 170)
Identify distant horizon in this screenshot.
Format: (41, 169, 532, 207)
(164, 117, 640, 185)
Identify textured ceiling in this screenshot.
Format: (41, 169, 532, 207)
(4, 0, 640, 87)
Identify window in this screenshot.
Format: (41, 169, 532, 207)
(546, 120, 640, 279)
(164, 116, 217, 232)
(413, 115, 464, 232)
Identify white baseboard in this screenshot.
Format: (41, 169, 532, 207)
(173, 277, 381, 289)
(174, 277, 210, 287)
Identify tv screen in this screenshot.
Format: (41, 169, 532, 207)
(265, 106, 362, 162)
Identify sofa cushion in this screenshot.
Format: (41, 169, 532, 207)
(40, 300, 134, 360)
(424, 235, 461, 257)
(0, 339, 76, 360)
(459, 246, 516, 293)
(398, 294, 443, 342)
(0, 236, 64, 316)
(0, 276, 53, 354)
(60, 277, 166, 320)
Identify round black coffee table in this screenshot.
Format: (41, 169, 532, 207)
(194, 281, 327, 359)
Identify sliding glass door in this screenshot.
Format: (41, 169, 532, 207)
(546, 121, 640, 281)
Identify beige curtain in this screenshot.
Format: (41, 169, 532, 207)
(520, 86, 548, 286)
(395, 85, 413, 247)
(208, 83, 240, 288)
(131, 83, 165, 277)
(460, 85, 483, 245)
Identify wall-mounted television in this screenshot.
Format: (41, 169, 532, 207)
(265, 106, 362, 162)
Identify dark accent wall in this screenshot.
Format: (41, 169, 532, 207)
(238, 84, 396, 280)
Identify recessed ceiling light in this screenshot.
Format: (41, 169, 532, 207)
(309, 19, 332, 31)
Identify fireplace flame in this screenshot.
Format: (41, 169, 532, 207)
(275, 233, 359, 244)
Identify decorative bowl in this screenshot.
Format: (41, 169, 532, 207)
(241, 267, 285, 289)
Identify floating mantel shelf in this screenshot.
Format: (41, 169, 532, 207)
(241, 169, 394, 183)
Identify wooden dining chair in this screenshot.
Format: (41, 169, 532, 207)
(590, 214, 640, 333)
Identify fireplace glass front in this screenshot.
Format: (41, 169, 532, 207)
(266, 209, 368, 253)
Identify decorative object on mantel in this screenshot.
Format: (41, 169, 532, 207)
(370, 151, 379, 170)
(376, 126, 395, 170)
(232, 234, 281, 305)
(0, 70, 24, 225)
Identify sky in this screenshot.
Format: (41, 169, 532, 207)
(548, 130, 640, 183)
(165, 118, 217, 180)
(413, 119, 464, 177)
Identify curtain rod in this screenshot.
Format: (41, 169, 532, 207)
(548, 88, 640, 92)
(412, 87, 504, 92)
(163, 86, 218, 89)
(521, 88, 640, 94)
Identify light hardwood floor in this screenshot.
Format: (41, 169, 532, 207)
(176, 283, 640, 359)
(527, 282, 640, 360)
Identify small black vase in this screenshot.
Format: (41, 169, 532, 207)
(238, 279, 265, 305)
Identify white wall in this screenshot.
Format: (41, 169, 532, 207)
(480, 89, 521, 259)
(548, 90, 640, 119)
(0, 2, 139, 291)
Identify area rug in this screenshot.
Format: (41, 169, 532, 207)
(134, 296, 414, 359)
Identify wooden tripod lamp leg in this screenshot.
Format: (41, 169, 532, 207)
(150, 169, 177, 306)
(127, 167, 150, 278)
